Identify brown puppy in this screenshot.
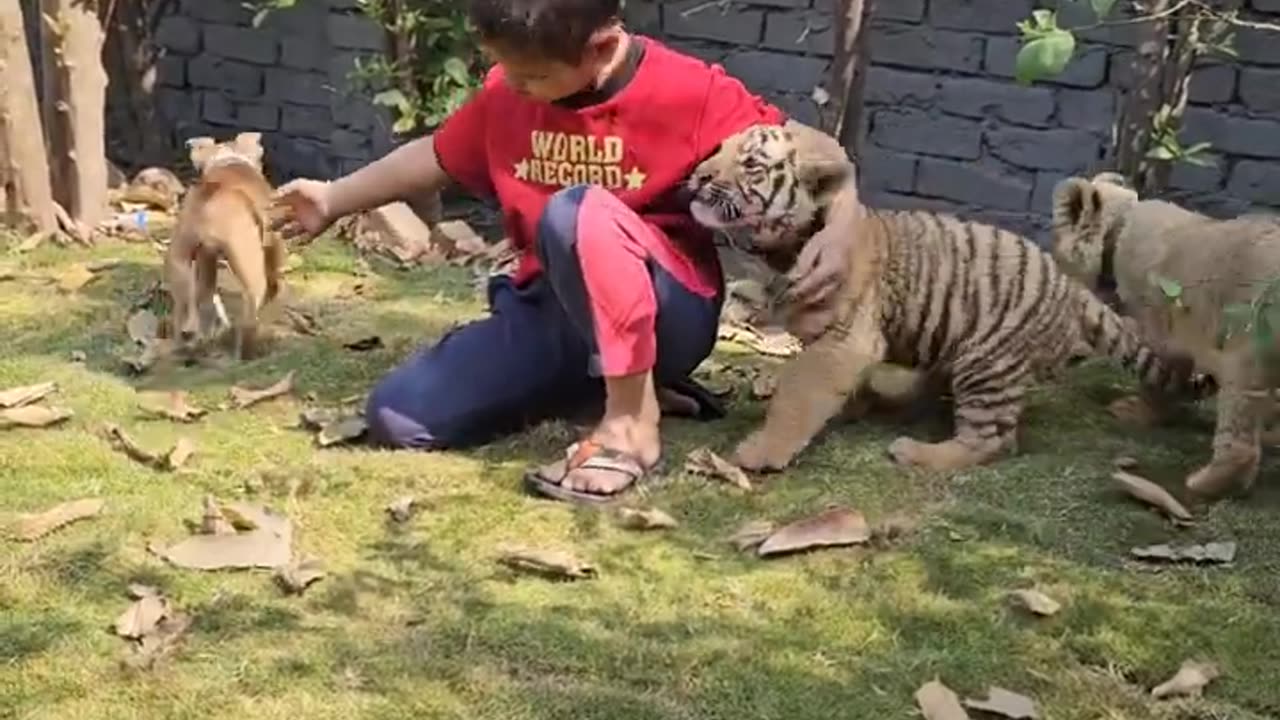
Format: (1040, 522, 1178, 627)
(165, 132, 283, 360)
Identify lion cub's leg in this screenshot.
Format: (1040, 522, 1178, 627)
(263, 237, 285, 306)
(194, 250, 222, 339)
(734, 312, 887, 471)
(889, 357, 1030, 472)
(1186, 371, 1265, 500)
(225, 241, 269, 361)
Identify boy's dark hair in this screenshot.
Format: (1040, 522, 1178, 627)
(469, 0, 621, 63)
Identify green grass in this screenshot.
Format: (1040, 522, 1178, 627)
(2, 234, 1279, 720)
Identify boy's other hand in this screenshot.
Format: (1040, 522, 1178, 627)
(783, 222, 850, 308)
(271, 179, 336, 242)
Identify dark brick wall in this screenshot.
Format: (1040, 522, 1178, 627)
(154, 0, 1280, 234)
(625, 0, 1280, 241)
(154, 0, 394, 182)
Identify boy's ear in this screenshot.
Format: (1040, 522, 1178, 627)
(786, 120, 855, 201)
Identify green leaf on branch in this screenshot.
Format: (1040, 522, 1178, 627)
(1090, 0, 1117, 20)
(1155, 275, 1183, 300)
(442, 57, 471, 86)
(1014, 30, 1076, 85)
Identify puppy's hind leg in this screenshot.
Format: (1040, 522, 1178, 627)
(194, 250, 223, 340)
(225, 242, 268, 361)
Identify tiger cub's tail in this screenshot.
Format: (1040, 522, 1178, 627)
(1074, 286, 1214, 397)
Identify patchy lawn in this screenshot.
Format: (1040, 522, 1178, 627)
(2, 234, 1279, 720)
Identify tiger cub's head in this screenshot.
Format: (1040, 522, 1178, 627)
(687, 122, 853, 266)
(1050, 171, 1139, 305)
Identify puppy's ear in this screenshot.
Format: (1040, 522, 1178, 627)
(786, 120, 855, 202)
(186, 136, 217, 170)
(1052, 177, 1099, 229)
(232, 132, 264, 164)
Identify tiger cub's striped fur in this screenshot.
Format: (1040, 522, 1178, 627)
(687, 122, 1204, 472)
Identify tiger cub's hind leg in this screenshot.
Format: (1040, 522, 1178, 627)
(889, 358, 1029, 472)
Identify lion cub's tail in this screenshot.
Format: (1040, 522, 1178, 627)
(1074, 286, 1213, 397)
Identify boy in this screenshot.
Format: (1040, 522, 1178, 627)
(273, 0, 857, 503)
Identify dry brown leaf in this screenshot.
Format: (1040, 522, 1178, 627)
(0, 381, 57, 409)
(274, 555, 327, 595)
(0, 404, 73, 429)
(727, 520, 776, 552)
(164, 437, 196, 471)
(758, 507, 872, 558)
(229, 371, 295, 409)
(299, 407, 340, 431)
(497, 546, 597, 580)
(137, 391, 206, 423)
(1009, 589, 1062, 617)
(750, 372, 777, 400)
(13, 498, 105, 541)
(342, 336, 383, 352)
(104, 424, 162, 465)
(385, 495, 418, 523)
(317, 415, 367, 447)
(283, 307, 320, 336)
(616, 507, 679, 531)
(199, 495, 236, 536)
(126, 309, 159, 347)
(1112, 470, 1194, 524)
(684, 446, 752, 491)
(1131, 541, 1236, 564)
(1113, 455, 1139, 470)
(122, 611, 192, 672)
(1151, 659, 1220, 699)
(86, 258, 122, 272)
(123, 340, 163, 375)
(115, 594, 170, 639)
(153, 502, 293, 570)
(55, 263, 96, 292)
(916, 679, 971, 720)
(17, 230, 50, 252)
(963, 687, 1039, 719)
(127, 583, 161, 599)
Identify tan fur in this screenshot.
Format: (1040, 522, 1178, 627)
(166, 132, 283, 360)
(687, 123, 1205, 473)
(1051, 172, 1280, 499)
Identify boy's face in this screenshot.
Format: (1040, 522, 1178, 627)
(482, 31, 619, 102)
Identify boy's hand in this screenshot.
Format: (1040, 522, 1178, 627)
(783, 221, 850, 308)
(271, 179, 336, 242)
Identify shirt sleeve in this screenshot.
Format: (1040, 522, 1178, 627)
(432, 67, 503, 198)
(692, 65, 788, 162)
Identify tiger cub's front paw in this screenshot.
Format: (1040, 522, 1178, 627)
(732, 430, 794, 473)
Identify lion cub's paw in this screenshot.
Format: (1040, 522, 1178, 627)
(1185, 450, 1259, 501)
(887, 436, 982, 472)
(732, 431, 793, 472)
(1107, 394, 1161, 427)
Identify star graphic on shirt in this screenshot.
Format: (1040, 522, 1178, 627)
(624, 166, 647, 190)
(513, 158, 530, 180)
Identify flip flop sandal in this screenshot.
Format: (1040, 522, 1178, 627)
(523, 440, 659, 505)
(662, 377, 726, 421)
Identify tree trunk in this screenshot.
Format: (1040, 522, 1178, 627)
(1112, 0, 1172, 194)
(0, 0, 56, 232)
(103, 0, 175, 173)
(818, 0, 872, 151)
(40, 0, 109, 228)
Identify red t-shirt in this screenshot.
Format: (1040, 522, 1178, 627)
(432, 36, 786, 296)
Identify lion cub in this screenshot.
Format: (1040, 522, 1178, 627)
(166, 132, 284, 360)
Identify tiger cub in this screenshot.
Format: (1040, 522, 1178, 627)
(687, 122, 1205, 472)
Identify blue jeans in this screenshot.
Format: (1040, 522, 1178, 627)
(364, 185, 724, 449)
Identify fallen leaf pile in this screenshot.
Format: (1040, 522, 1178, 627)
(11, 498, 104, 541)
(497, 546, 597, 581)
(151, 500, 293, 571)
(137, 391, 207, 423)
(0, 381, 71, 429)
(114, 584, 192, 671)
(0, 381, 57, 408)
(684, 446, 752, 491)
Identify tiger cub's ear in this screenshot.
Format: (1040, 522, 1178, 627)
(786, 120, 854, 201)
(1051, 177, 1102, 229)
